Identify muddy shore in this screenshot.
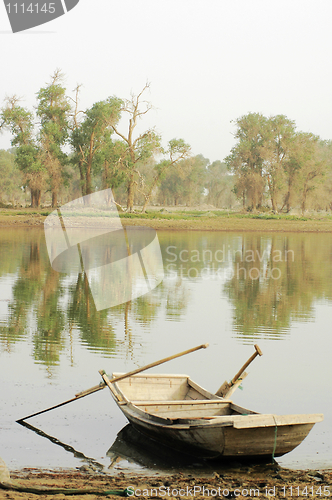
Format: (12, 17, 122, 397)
(1, 465, 332, 499)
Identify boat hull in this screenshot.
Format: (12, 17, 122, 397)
(120, 406, 317, 459)
(108, 373, 323, 460)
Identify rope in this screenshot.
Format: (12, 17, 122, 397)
(272, 415, 278, 461)
(0, 481, 129, 496)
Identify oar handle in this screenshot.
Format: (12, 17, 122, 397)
(231, 344, 262, 385)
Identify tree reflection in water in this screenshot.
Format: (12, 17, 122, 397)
(1, 229, 332, 367)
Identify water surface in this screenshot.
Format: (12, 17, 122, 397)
(0, 227, 331, 473)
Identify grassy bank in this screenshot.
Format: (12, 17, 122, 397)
(0, 208, 331, 232)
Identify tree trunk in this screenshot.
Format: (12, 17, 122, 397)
(31, 189, 41, 208)
(141, 179, 158, 213)
(267, 176, 276, 212)
(86, 161, 92, 196)
(78, 161, 86, 197)
(301, 186, 308, 216)
(141, 197, 149, 213)
(52, 191, 58, 208)
(36, 190, 41, 208)
(31, 189, 40, 208)
(285, 176, 292, 213)
(285, 191, 291, 213)
(127, 175, 135, 212)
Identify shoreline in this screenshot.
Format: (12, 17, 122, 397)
(0, 211, 332, 232)
(2, 464, 332, 499)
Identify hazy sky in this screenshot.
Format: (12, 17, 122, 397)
(1, 0, 332, 163)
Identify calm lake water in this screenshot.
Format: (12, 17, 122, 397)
(0, 227, 332, 474)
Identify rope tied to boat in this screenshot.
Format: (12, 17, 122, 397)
(272, 415, 278, 461)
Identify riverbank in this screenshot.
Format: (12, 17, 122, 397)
(0, 208, 332, 232)
(1, 464, 332, 499)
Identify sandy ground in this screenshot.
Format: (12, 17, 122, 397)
(1, 465, 332, 499)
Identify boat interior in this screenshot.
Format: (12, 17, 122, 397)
(113, 373, 255, 418)
(113, 373, 214, 401)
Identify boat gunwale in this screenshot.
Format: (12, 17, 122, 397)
(112, 372, 192, 379)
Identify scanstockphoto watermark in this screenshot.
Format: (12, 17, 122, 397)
(3, 0, 80, 33)
(165, 245, 295, 281)
(127, 484, 331, 497)
(127, 485, 261, 498)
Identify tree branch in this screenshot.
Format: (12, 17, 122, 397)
(111, 125, 129, 144)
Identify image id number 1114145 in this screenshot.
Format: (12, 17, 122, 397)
(281, 485, 330, 496)
(5, 3, 56, 13)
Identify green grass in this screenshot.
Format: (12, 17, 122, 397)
(1, 207, 332, 223)
(119, 210, 322, 222)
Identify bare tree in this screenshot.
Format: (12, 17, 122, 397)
(111, 84, 161, 212)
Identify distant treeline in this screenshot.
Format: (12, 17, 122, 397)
(0, 70, 331, 213)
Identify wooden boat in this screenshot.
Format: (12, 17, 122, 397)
(105, 372, 323, 460)
(17, 343, 323, 461)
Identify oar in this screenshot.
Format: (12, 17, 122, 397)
(16, 382, 107, 423)
(17, 343, 208, 422)
(215, 344, 263, 398)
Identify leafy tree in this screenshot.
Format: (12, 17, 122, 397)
(262, 115, 296, 212)
(224, 112, 331, 214)
(70, 96, 122, 197)
(313, 141, 332, 211)
(292, 133, 326, 214)
(0, 96, 46, 207)
(282, 136, 304, 213)
(36, 70, 71, 207)
(0, 149, 24, 206)
(205, 160, 236, 208)
(99, 139, 127, 194)
(140, 138, 192, 212)
(157, 154, 207, 207)
(178, 154, 207, 207)
(225, 113, 267, 210)
(157, 162, 187, 206)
